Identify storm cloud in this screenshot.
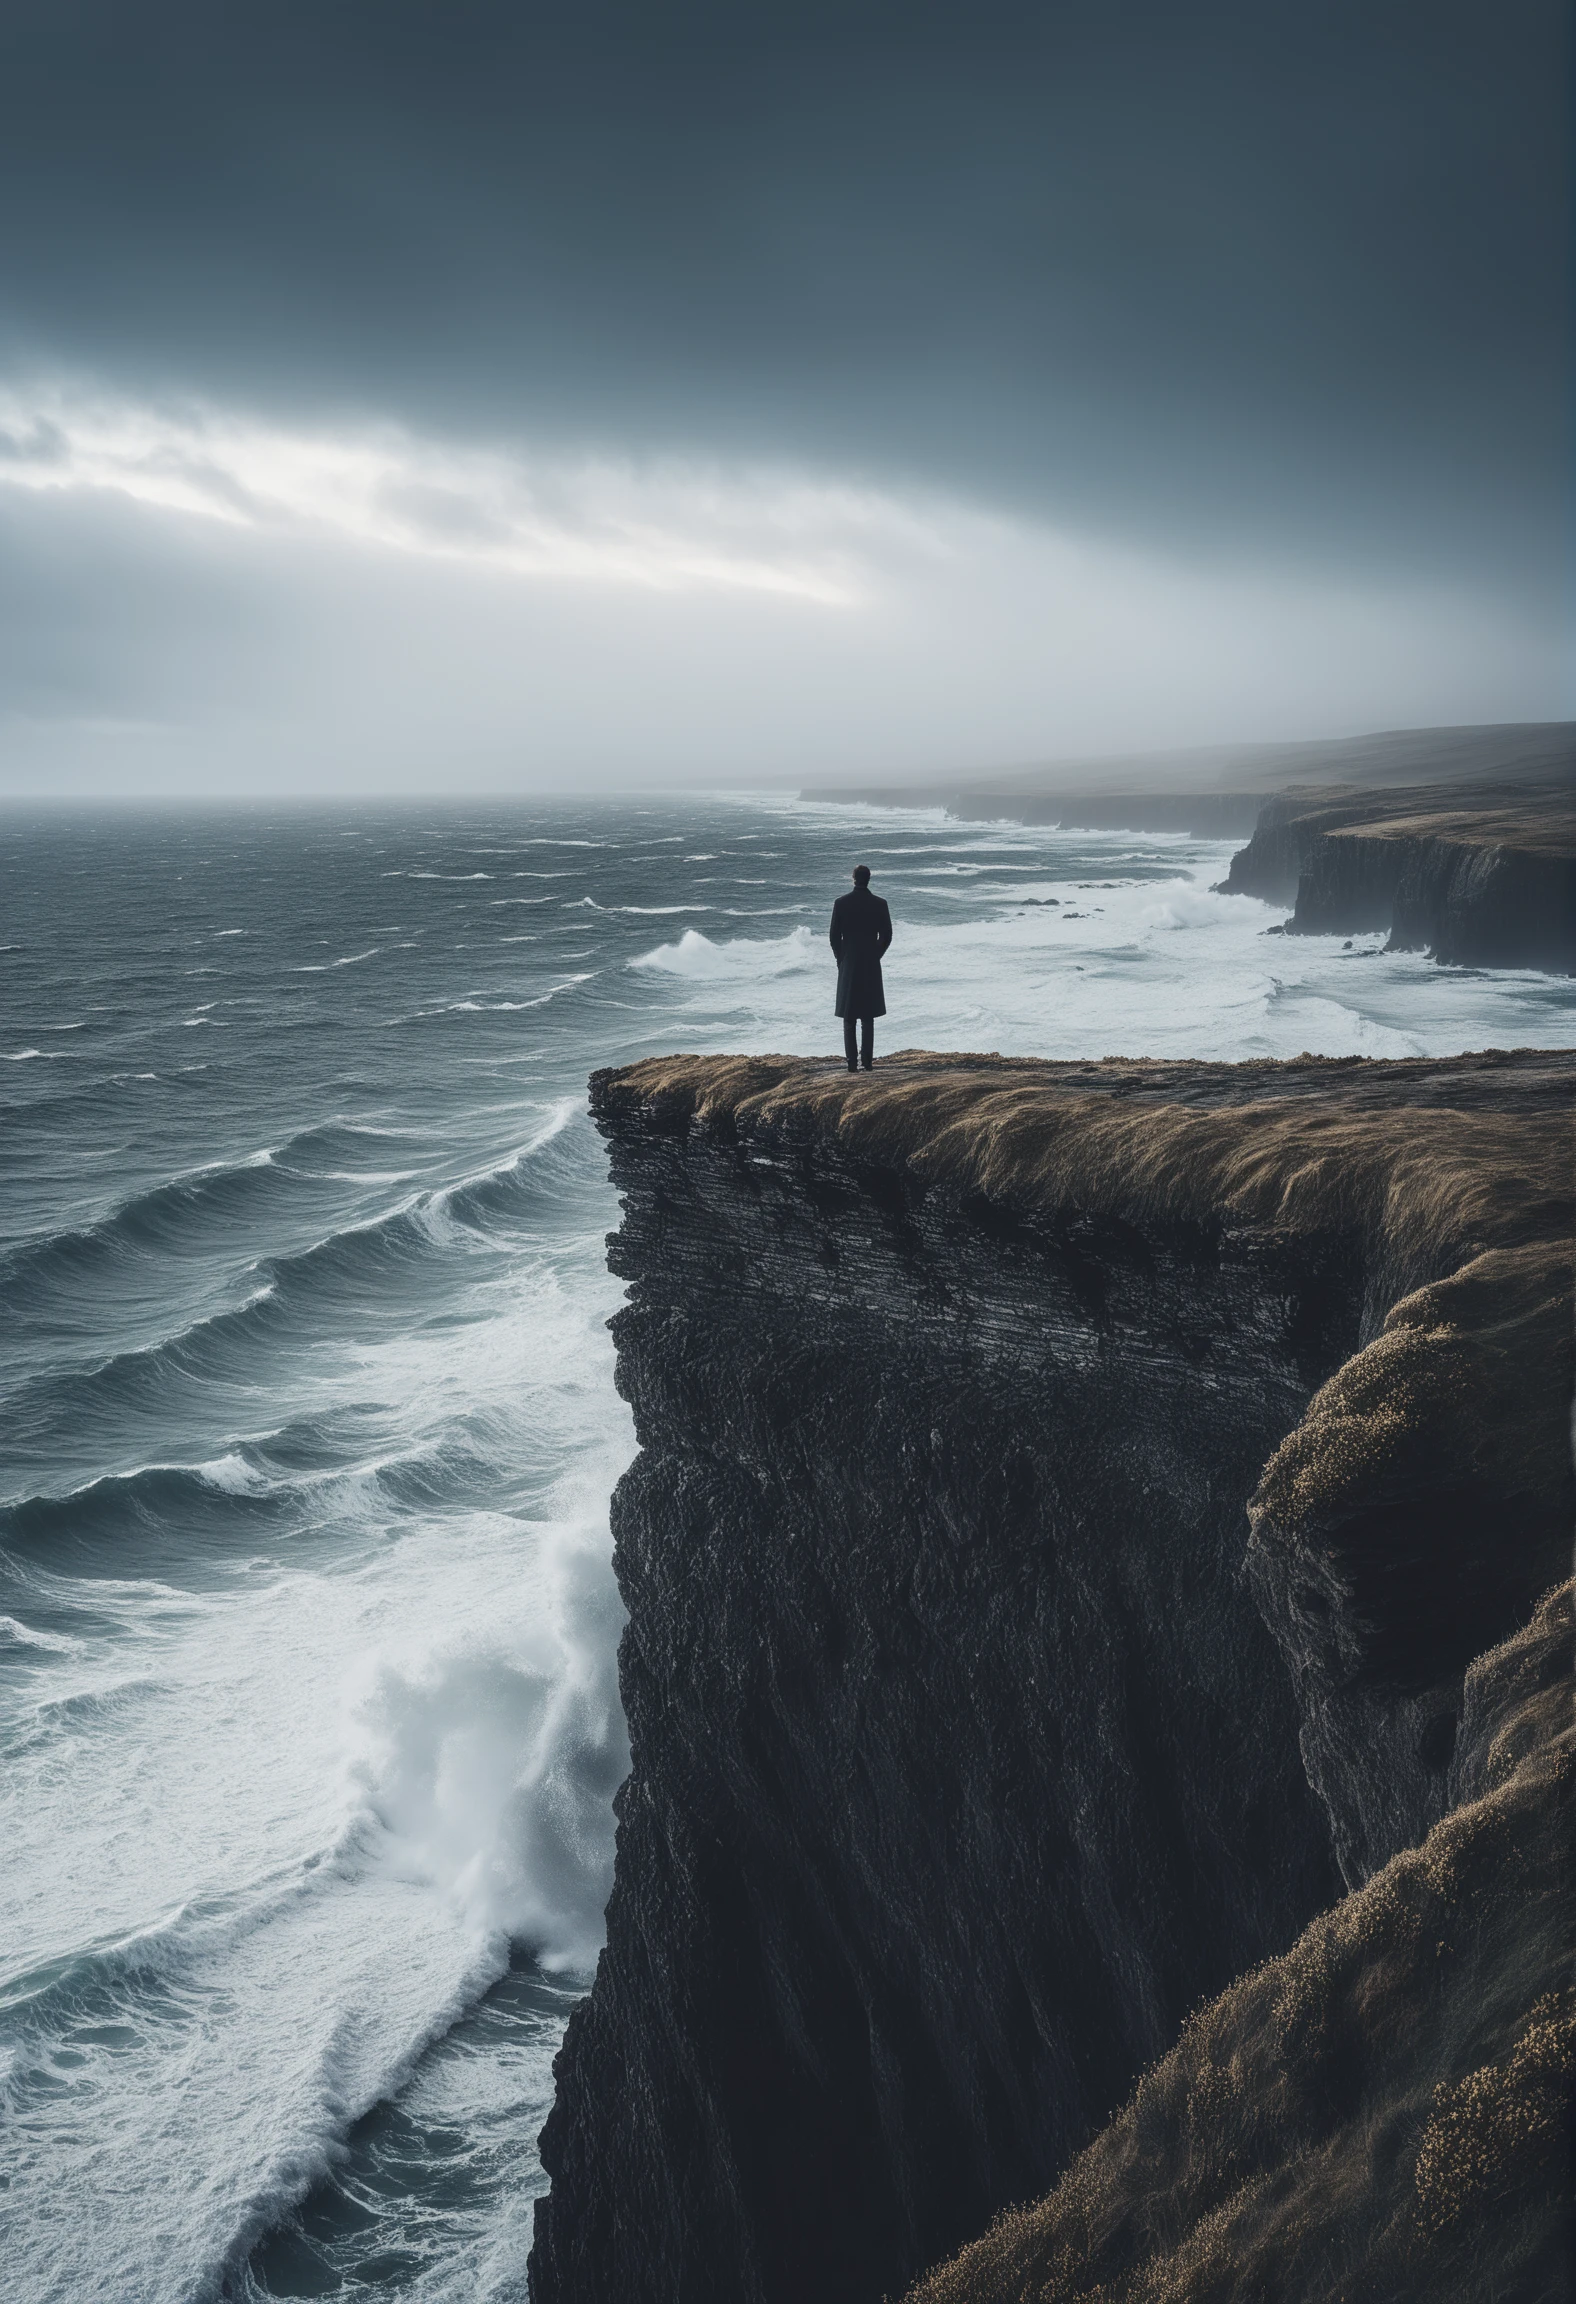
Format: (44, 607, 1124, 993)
(0, 1, 1566, 793)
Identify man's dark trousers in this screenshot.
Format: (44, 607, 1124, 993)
(844, 1013, 874, 1070)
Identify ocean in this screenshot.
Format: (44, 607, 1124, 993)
(3, 794, 1573, 2304)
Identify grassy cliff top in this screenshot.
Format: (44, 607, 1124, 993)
(594, 1049, 1572, 1273)
(595, 1045, 1573, 1579)
(1271, 781, 1576, 859)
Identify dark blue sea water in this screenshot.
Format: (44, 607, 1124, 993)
(4, 796, 1572, 2303)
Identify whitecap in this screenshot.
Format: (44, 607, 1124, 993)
(449, 979, 593, 1013)
(1133, 880, 1274, 932)
(196, 1452, 274, 1496)
(309, 1168, 420, 1185)
(388, 977, 593, 1024)
(629, 925, 818, 978)
(291, 949, 382, 973)
(0, 1615, 84, 1657)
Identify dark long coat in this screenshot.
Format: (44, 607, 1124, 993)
(829, 885, 893, 1017)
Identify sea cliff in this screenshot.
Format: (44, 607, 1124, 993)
(529, 1050, 1573, 2304)
(1216, 782, 1576, 971)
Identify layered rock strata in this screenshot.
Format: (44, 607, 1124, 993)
(529, 1049, 1573, 2304)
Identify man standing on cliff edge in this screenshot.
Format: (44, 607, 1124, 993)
(830, 864, 893, 1072)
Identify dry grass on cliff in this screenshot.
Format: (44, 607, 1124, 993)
(1250, 1239, 1573, 1549)
(898, 1587, 1576, 2304)
(601, 1054, 1574, 1556)
(1325, 799, 1576, 858)
(1261, 779, 1576, 858)
(598, 1051, 1569, 1284)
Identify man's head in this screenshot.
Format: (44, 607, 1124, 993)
(852, 864, 871, 886)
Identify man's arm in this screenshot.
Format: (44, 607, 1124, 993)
(876, 900, 893, 958)
(829, 897, 845, 958)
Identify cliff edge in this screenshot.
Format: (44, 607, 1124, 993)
(529, 1049, 1573, 2304)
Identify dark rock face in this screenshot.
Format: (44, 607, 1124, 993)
(1292, 829, 1576, 969)
(1244, 1231, 1574, 1892)
(1281, 823, 1409, 937)
(1212, 789, 1313, 906)
(904, 1581, 1576, 2304)
(530, 1084, 1347, 2304)
(1217, 779, 1576, 970)
(1386, 835, 1576, 968)
(1243, 1480, 1570, 1892)
(528, 1050, 1574, 2304)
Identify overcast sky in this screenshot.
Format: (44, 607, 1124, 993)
(0, 0, 1567, 797)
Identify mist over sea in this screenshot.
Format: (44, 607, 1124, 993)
(3, 795, 1572, 2304)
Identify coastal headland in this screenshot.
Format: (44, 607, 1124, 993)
(1216, 781, 1576, 971)
(528, 1048, 1574, 2304)
(803, 720, 1576, 972)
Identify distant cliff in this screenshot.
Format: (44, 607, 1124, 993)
(1217, 781, 1576, 971)
(529, 1050, 1573, 2304)
(796, 718, 1576, 836)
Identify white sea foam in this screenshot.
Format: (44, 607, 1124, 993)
(346, 1516, 626, 1971)
(0, 1614, 84, 1656)
(0, 1234, 630, 2303)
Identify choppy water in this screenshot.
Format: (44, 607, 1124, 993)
(3, 795, 1572, 2304)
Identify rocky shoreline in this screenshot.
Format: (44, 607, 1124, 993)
(527, 1049, 1573, 2304)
